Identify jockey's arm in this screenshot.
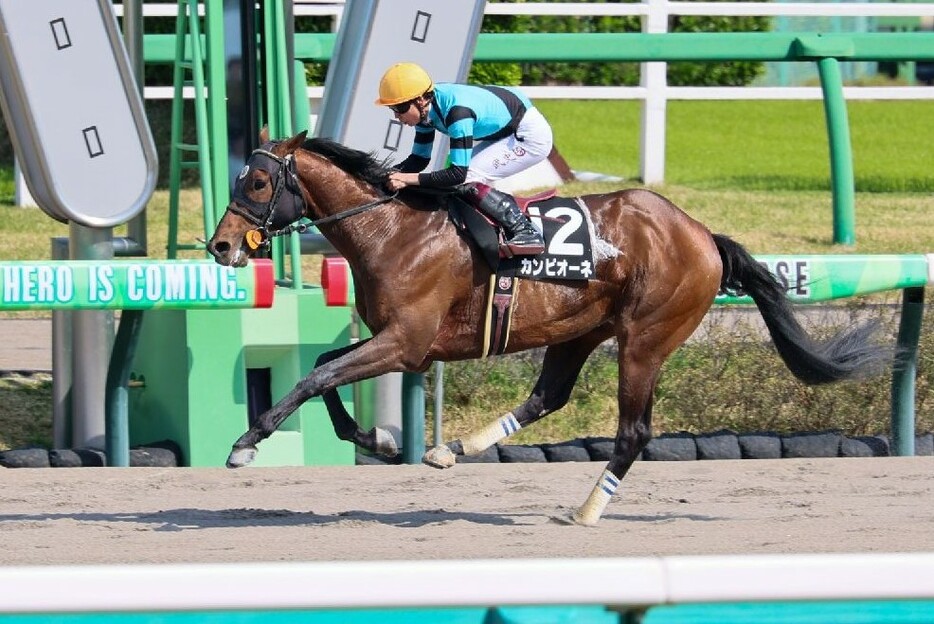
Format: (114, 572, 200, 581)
(387, 125, 434, 190)
(394, 154, 430, 174)
(388, 119, 474, 191)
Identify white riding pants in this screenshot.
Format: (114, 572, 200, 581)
(465, 107, 554, 185)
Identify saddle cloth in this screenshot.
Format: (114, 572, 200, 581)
(449, 193, 596, 282)
(448, 192, 597, 357)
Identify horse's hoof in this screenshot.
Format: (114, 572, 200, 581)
(422, 444, 456, 469)
(226, 446, 257, 468)
(372, 427, 399, 457)
(549, 512, 597, 527)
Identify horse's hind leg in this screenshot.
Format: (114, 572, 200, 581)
(559, 381, 655, 526)
(317, 341, 398, 457)
(423, 330, 611, 468)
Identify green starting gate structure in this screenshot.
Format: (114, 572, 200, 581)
(1, 0, 358, 469)
(128, 285, 355, 468)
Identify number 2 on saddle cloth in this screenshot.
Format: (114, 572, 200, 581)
(447, 191, 598, 356)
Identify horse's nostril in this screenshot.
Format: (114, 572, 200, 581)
(212, 241, 231, 254)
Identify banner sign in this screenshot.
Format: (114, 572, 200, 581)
(716, 254, 933, 304)
(0, 259, 274, 310)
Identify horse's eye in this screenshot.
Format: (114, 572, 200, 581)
(252, 177, 266, 191)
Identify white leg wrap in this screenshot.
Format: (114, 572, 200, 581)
(461, 413, 521, 455)
(572, 469, 620, 526)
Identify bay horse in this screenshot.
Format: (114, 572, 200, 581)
(207, 129, 887, 526)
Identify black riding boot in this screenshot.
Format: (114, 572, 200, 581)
(459, 183, 545, 256)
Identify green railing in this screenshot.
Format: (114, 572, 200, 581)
(718, 253, 930, 457)
(142, 31, 934, 67)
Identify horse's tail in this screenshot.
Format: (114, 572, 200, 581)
(713, 233, 890, 385)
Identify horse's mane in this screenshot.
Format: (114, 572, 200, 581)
(301, 137, 393, 188)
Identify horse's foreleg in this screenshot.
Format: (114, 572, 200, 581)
(228, 334, 405, 468)
(423, 332, 608, 469)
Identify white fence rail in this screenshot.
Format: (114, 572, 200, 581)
(2, 553, 934, 613)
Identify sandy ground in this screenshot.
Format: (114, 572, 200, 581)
(0, 319, 51, 372)
(1, 457, 932, 566)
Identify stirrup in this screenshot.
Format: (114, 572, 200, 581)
(503, 233, 545, 256)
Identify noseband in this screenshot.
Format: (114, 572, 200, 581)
(229, 142, 398, 249)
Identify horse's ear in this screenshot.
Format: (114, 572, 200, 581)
(259, 125, 270, 143)
(282, 130, 308, 155)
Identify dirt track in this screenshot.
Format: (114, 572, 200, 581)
(2, 457, 932, 566)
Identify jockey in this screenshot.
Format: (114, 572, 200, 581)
(375, 62, 551, 256)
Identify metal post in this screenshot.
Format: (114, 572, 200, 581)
(288, 59, 309, 285)
(891, 287, 924, 456)
(205, 0, 230, 220)
(69, 224, 114, 450)
(122, 0, 147, 255)
(105, 310, 144, 467)
(433, 361, 444, 447)
(50, 237, 71, 449)
(122, 0, 144, 103)
(187, 0, 216, 248)
(223, 0, 257, 193)
(402, 372, 425, 464)
(376, 372, 403, 454)
(816, 56, 856, 246)
(265, 0, 293, 138)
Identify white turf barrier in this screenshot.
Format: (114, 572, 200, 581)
(1, 553, 933, 613)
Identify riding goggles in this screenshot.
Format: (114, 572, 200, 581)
(389, 100, 415, 114)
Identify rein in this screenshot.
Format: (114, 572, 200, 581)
(268, 191, 399, 239)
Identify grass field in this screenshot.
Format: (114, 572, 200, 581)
(537, 100, 934, 192)
(1, 99, 932, 450)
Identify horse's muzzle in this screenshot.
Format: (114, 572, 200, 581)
(206, 238, 249, 268)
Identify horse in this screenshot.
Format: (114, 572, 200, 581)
(206, 129, 888, 526)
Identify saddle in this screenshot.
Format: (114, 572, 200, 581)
(448, 189, 554, 267)
(447, 190, 597, 357)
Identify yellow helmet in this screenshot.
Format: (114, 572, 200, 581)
(374, 62, 433, 106)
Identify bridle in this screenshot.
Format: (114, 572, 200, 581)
(228, 142, 397, 249)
